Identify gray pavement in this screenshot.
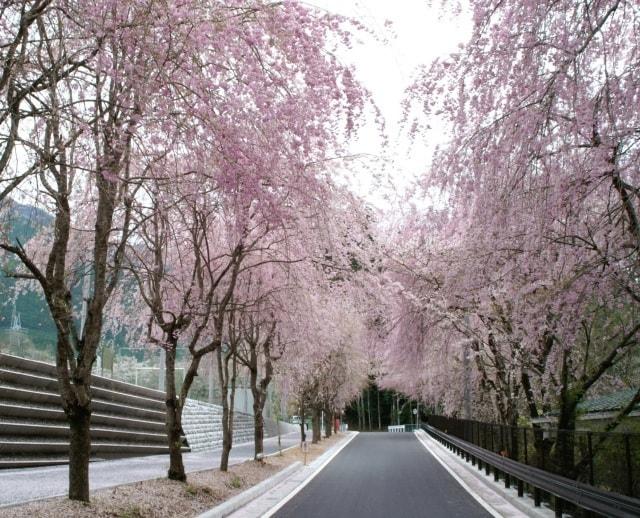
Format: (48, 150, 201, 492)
(274, 432, 492, 518)
(230, 431, 358, 518)
(0, 432, 299, 507)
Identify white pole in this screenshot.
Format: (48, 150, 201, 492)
(159, 349, 165, 391)
(208, 352, 214, 403)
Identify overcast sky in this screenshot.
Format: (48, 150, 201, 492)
(311, 1, 472, 208)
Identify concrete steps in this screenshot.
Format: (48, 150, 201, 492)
(0, 457, 72, 469)
(0, 353, 189, 468)
(1, 421, 166, 442)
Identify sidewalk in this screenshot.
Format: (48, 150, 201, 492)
(0, 432, 300, 508)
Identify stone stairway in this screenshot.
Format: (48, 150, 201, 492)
(0, 353, 189, 469)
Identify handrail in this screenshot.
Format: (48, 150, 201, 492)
(423, 424, 640, 518)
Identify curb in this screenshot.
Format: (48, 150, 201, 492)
(196, 461, 304, 518)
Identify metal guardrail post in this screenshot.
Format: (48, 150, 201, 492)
(478, 422, 484, 471)
(625, 434, 633, 497)
(490, 423, 494, 452)
(533, 486, 541, 507)
(587, 432, 594, 486)
(554, 496, 563, 518)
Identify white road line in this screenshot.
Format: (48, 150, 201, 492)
(262, 432, 359, 518)
(414, 430, 502, 518)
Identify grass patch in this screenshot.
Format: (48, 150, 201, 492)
(116, 505, 145, 518)
(225, 474, 243, 490)
(184, 484, 215, 498)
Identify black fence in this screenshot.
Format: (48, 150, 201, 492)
(426, 415, 640, 500)
(423, 423, 640, 518)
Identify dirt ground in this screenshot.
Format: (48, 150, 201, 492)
(3, 433, 345, 518)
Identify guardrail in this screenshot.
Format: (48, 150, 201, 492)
(423, 423, 640, 518)
(426, 414, 640, 500)
(388, 425, 405, 432)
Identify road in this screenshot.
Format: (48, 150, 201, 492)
(274, 432, 492, 518)
(0, 432, 299, 507)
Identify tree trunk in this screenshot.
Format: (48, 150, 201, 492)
(253, 400, 265, 460)
(367, 386, 372, 431)
(299, 400, 306, 443)
(324, 409, 332, 438)
(312, 407, 321, 443)
(555, 384, 578, 476)
(217, 347, 229, 471)
(218, 348, 237, 472)
(389, 393, 395, 427)
(167, 404, 185, 481)
(377, 387, 381, 430)
(164, 345, 186, 481)
(220, 400, 231, 472)
(276, 411, 282, 455)
(249, 364, 270, 460)
(68, 403, 91, 501)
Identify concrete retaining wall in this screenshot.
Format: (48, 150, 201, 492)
(182, 399, 299, 452)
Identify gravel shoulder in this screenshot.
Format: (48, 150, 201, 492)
(2, 433, 345, 518)
(0, 432, 299, 506)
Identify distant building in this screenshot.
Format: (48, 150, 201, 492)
(532, 388, 640, 431)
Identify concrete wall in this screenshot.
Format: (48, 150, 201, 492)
(182, 399, 299, 452)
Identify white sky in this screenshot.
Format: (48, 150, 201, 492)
(311, 1, 472, 209)
(8, 1, 471, 214)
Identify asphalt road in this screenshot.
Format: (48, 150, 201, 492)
(0, 432, 299, 507)
(274, 432, 492, 518)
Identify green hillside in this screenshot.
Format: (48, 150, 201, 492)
(0, 200, 139, 362)
(0, 201, 56, 348)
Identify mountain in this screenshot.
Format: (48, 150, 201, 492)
(0, 200, 56, 350)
